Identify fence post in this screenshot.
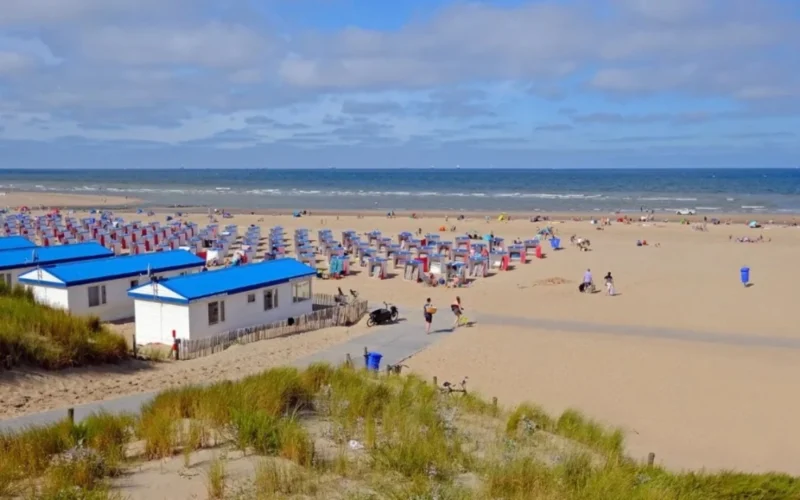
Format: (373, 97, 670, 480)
(363, 347, 369, 368)
(67, 408, 75, 425)
(647, 452, 655, 467)
(132, 333, 137, 358)
(433, 376, 438, 387)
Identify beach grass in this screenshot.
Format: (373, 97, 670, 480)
(1, 364, 799, 499)
(0, 282, 128, 369)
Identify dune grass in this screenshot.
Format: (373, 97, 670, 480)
(0, 282, 128, 369)
(1, 363, 799, 499)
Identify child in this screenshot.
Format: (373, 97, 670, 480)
(604, 272, 615, 296)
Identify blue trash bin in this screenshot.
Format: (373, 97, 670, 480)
(366, 352, 383, 371)
(550, 237, 561, 250)
(740, 266, 750, 286)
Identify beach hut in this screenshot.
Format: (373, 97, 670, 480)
(489, 250, 510, 271)
(392, 250, 412, 269)
(0, 235, 37, 252)
(452, 249, 470, 264)
(128, 258, 316, 345)
(403, 259, 424, 282)
(468, 256, 488, 278)
(367, 257, 388, 279)
(0, 242, 113, 287)
(507, 244, 527, 264)
(428, 254, 449, 276)
(523, 239, 540, 256)
(18, 250, 205, 321)
(455, 236, 471, 251)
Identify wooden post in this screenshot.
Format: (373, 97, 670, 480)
(385, 365, 391, 375)
(345, 353, 352, 368)
(647, 452, 655, 467)
(132, 334, 137, 358)
(363, 347, 369, 368)
(433, 376, 438, 387)
(67, 408, 75, 425)
(492, 397, 498, 409)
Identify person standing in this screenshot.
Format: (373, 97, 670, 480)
(424, 297, 435, 334)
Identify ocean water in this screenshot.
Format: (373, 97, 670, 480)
(0, 168, 799, 214)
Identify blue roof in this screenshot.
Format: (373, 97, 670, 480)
(0, 242, 113, 271)
(0, 236, 37, 252)
(18, 250, 206, 287)
(128, 258, 316, 304)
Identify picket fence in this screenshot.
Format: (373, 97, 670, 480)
(178, 294, 368, 360)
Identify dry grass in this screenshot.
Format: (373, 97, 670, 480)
(0, 282, 128, 369)
(0, 363, 799, 499)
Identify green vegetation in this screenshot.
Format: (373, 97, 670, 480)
(0, 282, 128, 369)
(1, 363, 799, 499)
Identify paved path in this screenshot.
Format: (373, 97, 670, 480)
(3, 304, 795, 432)
(0, 310, 446, 433)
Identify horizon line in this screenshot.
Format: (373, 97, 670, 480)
(0, 166, 796, 171)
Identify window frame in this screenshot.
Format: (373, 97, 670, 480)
(208, 300, 225, 325)
(263, 288, 279, 311)
(88, 284, 107, 308)
(292, 280, 311, 303)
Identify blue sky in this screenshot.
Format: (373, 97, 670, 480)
(0, 0, 799, 168)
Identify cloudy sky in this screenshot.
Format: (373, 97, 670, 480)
(1, 0, 799, 168)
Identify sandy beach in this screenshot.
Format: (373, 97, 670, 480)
(2, 193, 800, 474)
(0, 191, 141, 209)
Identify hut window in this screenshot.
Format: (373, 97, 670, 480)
(88, 285, 107, 307)
(247, 293, 256, 303)
(208, 300, 225, 325)
(263, 289, 278, 310)
(130, 280, 139, 289)
(292, 280, 311, 303)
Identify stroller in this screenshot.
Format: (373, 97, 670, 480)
(578, 281, 596, 294)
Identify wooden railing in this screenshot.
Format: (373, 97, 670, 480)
(178, 293, 368, 360)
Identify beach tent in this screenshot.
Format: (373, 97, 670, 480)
(748, 221, 760, 228)
(293, 211, 302, 217)
(497, 213, 508, 221)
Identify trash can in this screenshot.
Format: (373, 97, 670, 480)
(740, 266, 750, 286)
(550, 238, 561, 250)
(366, 352, 383, 371)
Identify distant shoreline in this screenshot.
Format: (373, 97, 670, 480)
(3, 190, 800, 223)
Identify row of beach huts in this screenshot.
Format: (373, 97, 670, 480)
(290, 227, 555, 286)
(0, 213, 318, 346)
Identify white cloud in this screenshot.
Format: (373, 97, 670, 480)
(77, 23, 270, 68)
(0, 0, 798, 150)
(0, 52, 34, 75)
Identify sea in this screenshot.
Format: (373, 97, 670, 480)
(1, 168, 799, 214)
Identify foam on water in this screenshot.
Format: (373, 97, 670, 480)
(1, 168, 798, 213)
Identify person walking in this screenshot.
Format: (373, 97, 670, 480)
(451, 296, 464, 328)
(423, 297, 436, 334)
(604, 272, 616, 296)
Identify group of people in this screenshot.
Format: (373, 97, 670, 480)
(423, 296, 467, 334)
(580, 268, 616, 296)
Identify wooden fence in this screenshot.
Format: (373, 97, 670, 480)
(178, 294, 369, 360)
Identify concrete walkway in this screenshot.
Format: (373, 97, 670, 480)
(3, 304, 794, 432)
(0, 311, 446, 433)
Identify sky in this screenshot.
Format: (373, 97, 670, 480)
(0, 0, 799, 169)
